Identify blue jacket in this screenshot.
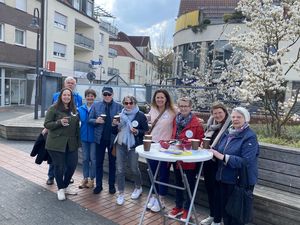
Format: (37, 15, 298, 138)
(52, 91, 83, 108)
(89, 100, 123, 145)
(78, 104, 94, 143)
(215, 126, 259, 185)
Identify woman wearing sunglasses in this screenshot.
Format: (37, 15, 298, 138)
(112, 96, 149, 205)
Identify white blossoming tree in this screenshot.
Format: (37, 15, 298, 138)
(221, 0, 300, 137)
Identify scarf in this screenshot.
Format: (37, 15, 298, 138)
(118, 106, 139, 150)
(225, 123, 249, 147)
(205, 115, 231, 148)
(175, 112, 193, 139)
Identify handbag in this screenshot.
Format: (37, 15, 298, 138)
(225, 160, 254, 224)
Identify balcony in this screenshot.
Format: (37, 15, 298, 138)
(107, 67, 119, 76)
(74, 60, 90, 73)
(99, 19, 118, 37)
(74, 33, 94, 51)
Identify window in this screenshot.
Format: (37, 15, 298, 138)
(108, 48, 117, 58)
(0, 24, 3, 41)
(73, 0, 81, 10)
(16, 0, 26, 11)
(54, 12, 67, 30)
(15, 29, 25, 46)
(86, 0, 93, 17)
(53, 42, 66, 58)
(99, 32, 104, 44)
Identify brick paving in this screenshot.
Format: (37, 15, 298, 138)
(0, 140, 209, 225)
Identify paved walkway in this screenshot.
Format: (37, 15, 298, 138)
(0, 106, 209, 225)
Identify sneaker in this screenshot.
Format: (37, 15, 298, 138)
(78, 179, 88, 189)
(57, 189, 66, 201)
(46, 178, 54, 185)
(180, 209, 191, 222)
(64, 187, 78, 195)
(147, 196, 156, 209)
(86, 179, 94, 188)
(168, 207, 183, 218)
(131, 187, 142, 200)
(116, 194, 125, 205)
(211, 223, 220, 225)
(93, 186, 103, 194)
(151, 198, 162, 212)
(109, 185, 116, 194)
(201, 216, 214, 225)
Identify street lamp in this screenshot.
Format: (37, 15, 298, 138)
(100, 67, 105, 84)
(30, 8, 40, 119)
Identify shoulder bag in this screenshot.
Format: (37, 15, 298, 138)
(148, 109, 166, 134)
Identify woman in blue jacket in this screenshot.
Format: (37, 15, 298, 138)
(209, 107, 259, 225)
(78, 89, 96, 189)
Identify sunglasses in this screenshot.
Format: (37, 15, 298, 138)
(103, 93, 112, 97)
(124, 102, 133, 105)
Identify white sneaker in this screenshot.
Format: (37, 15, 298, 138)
(201, 216, 214, 225)
(147, 196, 156, 209)
(57, 189, 66, 201)
(64, 187, 78, 195)
(131, 187, 142, 200)
(117, 194, 125, 205)
(211, 222, 220, 225)
(151, 198, 161, 212)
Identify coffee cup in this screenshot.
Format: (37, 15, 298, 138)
(202, 138, 211, 149)
(144, 135, 152, 140)
(114, 115, 120, 122)
(191, 139, 200, 150)
(100, 114, 107, 121)
(143, 140, 152, 151)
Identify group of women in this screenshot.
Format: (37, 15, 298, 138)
(44, 87, 259, 225)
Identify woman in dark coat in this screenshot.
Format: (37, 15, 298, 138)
(44, 87, 80, 201)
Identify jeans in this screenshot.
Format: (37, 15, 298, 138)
(203, 160, 221, 222)
(95, 140, 116, 188)
(48, 163, 55, 179)
(47, 147, 78, 190)
(148, 159, 169, 196)
(81, 141, 96, 179)
(116, 144, 142, 193)
(173, 164, 196, 210)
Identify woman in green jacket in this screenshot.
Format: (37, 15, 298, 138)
(44, 87, 80, 201)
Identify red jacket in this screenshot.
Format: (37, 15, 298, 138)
(171, 114, 204, 170)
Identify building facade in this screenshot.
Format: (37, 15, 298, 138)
(0, 0, 41, 106)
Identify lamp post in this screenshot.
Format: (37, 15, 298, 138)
(30, 8, 40, 119)
(100, 66, 105, 84)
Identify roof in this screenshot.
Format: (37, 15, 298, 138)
(109, 44, 134, 58)
(178, 0, 239, 17)
(114, 32, 151, 48)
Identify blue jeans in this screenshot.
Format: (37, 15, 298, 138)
(116, 144, 141, 193)
(95, 140, 116, 188)
(81, 141, 96, 179)
(48, 163, 55, 179)
(47, 147, 78, 190)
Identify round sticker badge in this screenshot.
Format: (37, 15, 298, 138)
(131, 120, 139, 127)
(185, 130, 193, 138)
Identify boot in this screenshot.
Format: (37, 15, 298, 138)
(86, 178, 94, 188)
(78, 178, 88, 189)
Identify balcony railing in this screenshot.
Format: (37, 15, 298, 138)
(75, 33, 94, 50)
(99, 19, 118, 37)
(74, 60, 90, 72)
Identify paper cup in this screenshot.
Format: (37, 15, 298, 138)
(202, 138, 211, 149)
(143, 140, 152, 151)
(114, 115, 120, 122)
(144, 135, 152, 140)
(100, 114, 107, 121)
(191, 139, 200, 150)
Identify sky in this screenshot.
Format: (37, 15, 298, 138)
(94, 0, 180, 53)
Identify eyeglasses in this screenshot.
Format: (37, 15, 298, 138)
(178, 105, 190, 108)
(103, 93, 112, 97)
(124, 102, 133, 105)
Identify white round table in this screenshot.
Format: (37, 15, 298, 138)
(136, 143, 213, 225)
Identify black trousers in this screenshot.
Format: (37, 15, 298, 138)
(48, 146, 78, 190)
(203, 160, 221, 223)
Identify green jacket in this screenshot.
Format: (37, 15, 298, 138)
(44, 105, 80, 152)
